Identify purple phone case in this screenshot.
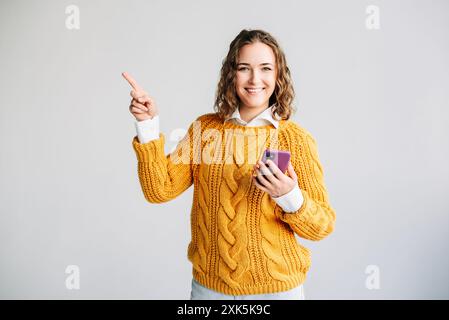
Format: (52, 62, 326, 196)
(261, 149, 291, 173)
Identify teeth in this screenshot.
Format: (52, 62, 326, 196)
(246, 88, 264, 93)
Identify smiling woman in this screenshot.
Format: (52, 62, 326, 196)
(214, 29, 295, 123)
(234, 43, 278, 122)
(127, 28, 336, 300)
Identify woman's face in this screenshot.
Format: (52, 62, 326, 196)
(235, 42, 277, 112)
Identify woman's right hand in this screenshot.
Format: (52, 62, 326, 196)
(122, 72, 159, 121)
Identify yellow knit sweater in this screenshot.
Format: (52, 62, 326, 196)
(132, 112, 336, 295)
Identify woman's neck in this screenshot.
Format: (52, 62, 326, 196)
(239, 104, 269, 123)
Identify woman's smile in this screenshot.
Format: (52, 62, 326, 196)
(245, 87, 265, 95)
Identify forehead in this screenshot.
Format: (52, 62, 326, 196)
(237, 42, 276, 64)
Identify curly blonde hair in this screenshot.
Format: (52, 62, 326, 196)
(213, 29, 296, 121)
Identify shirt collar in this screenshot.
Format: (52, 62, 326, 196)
(224, 103, 281, 128)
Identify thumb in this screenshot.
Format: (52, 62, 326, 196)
(287, 162, 298, 181)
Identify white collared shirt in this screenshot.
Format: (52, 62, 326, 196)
(134, 106, 303, 213)
(224, 104, 281, 128)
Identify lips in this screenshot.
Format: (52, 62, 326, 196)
(245, 88, 264, 94)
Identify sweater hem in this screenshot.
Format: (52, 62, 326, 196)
(192, 269, 306, 296)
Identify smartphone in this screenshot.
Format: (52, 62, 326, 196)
(255, 149, 291, 183)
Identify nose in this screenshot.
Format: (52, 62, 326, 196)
(249, 69, 262, 84)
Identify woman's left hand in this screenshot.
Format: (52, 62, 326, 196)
(252, 160, 298, 198)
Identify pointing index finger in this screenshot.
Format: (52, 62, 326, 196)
(122, 72, 143, 91)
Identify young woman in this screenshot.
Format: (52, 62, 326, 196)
(124, 29, 336, 300)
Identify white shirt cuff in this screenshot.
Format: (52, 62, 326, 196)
(135, 115, 160, 144)
(272, 184, 304, 213)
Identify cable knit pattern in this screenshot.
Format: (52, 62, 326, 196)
(260, 192, 292, 282)
(193, 162, 210, 275)
(132, 112, 336, 295)
(217, 166, 252, 288)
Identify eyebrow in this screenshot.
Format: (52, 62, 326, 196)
(237, 62, 274, 67)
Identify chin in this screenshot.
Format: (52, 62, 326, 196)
(242, 98, 269, 106)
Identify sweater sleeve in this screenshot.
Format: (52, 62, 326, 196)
(274, 130, 336, 241)
(131, 119, 197, 204)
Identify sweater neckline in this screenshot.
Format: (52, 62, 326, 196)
(221, 118, 287, 135)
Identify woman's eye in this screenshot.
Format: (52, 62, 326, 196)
(238, 67, 272, 71)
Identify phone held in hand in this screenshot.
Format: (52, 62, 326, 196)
(255, 149, 291, 184)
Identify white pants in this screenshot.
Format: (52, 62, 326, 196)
(190, 278, 305, 300)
